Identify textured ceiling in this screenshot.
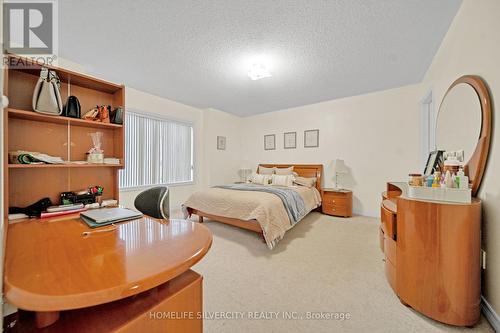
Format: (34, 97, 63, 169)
(58, 0, 461, 116)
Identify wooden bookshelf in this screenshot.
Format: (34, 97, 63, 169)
(3, 54, 125, 217)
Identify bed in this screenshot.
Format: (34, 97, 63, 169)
(184, 164, 323, 248)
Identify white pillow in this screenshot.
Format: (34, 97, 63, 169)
(275, 166, 294, 175)
(294, 176, 317, 188)
(251, 173, 271, 185)
(258, 166, 275, 175)
(271, 174, 294, 187)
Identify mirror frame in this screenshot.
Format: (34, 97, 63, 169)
(437, 75, 492, 196)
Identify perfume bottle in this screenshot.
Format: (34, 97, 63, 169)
(432, 172, 441, 188)
(457, 168, 469, 190)
(445, 170, 453, 188)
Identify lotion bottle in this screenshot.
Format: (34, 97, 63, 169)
(457, 168, 469, 190)
(445, 170, 453, 188)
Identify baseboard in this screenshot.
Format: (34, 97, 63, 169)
(482, 296, 500, 332)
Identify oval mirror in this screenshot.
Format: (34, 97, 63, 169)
(435, 75, 492, 196)
(436, 83, 481, 162)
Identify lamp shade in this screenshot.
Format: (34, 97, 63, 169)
(333, 159, 348, 174)
(239, 168, 252, 182)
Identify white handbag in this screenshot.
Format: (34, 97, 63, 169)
(32, 67, 63, 115)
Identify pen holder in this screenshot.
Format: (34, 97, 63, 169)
(95, 195, 103, 205)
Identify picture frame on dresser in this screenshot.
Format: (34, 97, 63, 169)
(423, 150, 444, 176)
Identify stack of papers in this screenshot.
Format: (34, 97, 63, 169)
(104, 158, 120, 165)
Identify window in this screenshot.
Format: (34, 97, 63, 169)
(119, 111, 194, 189)
(420, 89, 436, 168)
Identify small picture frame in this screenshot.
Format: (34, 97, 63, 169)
(264, 134, 276, 150)
(304, 129, 319, 148)
(217, 136, 226, 150)
(423, 150, 444, 176)
(284, 132, 297, 149)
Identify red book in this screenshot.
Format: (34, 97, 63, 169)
(40, 208, 87, 219)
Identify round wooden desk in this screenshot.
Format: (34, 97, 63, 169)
(4, 214, 212, 329)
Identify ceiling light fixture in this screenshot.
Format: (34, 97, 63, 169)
(247, 63, 272, 81)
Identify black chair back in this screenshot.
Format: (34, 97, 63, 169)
(134, 186, 169, 219)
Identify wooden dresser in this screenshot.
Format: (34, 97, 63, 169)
(378, 75, 492, 328)
(321, 188, 352, 217)
(380, 182, 481, 326)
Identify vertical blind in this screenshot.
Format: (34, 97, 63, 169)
(119, 112, 194, 189)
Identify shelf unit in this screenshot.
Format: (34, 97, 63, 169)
(3, 54, 125, 220)
(7, 108, 123, 129)
(8, 163, 123, 169)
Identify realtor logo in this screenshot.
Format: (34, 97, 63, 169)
(3, 1, 57, 55)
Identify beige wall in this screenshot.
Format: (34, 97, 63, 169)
(240, 84, 423, 217)
(202, 108, 243, 187)
(422, 0, 500, 315)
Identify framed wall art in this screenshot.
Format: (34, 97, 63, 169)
(217, 136, 226, 150)
(284, 132, 297, 149)
(264, 134, 276, 150)
(304, 129, 319, 148)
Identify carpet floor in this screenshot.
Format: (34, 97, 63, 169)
(190, 212, 493, 333)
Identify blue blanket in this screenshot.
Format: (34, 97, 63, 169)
(214, 184, 306, 225)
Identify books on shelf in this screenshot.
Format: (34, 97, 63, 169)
(104, 158, 120, 165)
(40, 207, 87, 219)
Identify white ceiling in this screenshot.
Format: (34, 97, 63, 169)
(59, 0, 461, 117)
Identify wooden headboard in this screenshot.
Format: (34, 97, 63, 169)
(258, 164, 323, 191)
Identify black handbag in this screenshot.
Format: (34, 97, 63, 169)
(110, 107, 124, 124)
(63, 95, 81, 118)
(9, 197, 52, 217)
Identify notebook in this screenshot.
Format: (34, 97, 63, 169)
(80, 208, 143, 228)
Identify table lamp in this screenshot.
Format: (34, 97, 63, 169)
(239, 168, 252, 183)
(333, 159, 348, 189)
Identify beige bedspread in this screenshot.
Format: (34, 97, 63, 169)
(183, 185, 321, 248)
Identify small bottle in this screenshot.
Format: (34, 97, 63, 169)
(457, 168, 469, 190)
(432, 172, 441, 188)
(445, 170, 453, 188)
(426, 175, 434, 187)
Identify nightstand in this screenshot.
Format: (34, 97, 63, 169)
(321, 188, 353, 217)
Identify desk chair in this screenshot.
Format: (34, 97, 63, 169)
(134, 186, 169, 219)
